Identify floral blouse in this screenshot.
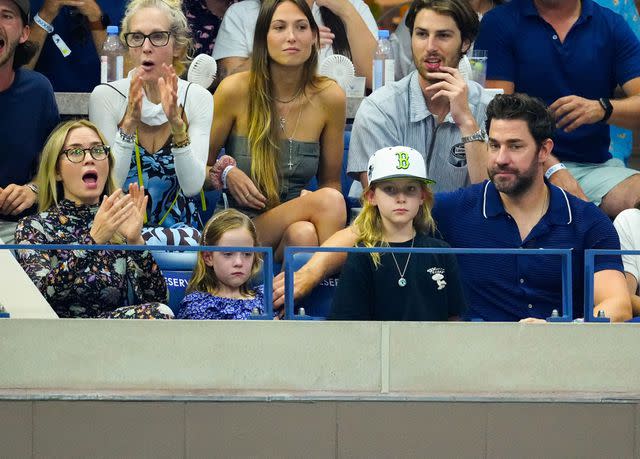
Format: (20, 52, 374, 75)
(177, 285, 264, 320)
(183, 0, 239, 55)
(15, 199, 169, 318)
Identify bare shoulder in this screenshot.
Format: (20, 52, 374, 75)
(308, 78, 346, 111)
(216, 71, 251, 101)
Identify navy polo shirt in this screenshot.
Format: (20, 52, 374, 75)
(475, 0, 640, 164)
(432, 181, 623, 321)
(30, 1, 125, 92)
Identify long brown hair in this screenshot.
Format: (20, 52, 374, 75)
(248, 0, 327, 208)
(187, 209, 262, 296)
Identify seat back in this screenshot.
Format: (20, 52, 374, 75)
(162, 270, 193, 315)
(290, 252, 339, 319)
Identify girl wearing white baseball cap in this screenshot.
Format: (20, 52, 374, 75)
(330, 146, 466, 321)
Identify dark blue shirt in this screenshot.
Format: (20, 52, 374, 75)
(0, 68, 59, 221)
(432, 181, 623, 321)
(30, 1, 125, 92)
(475, 0, 640, 164)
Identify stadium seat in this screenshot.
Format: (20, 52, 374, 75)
(289, 252, 339, 319)
(163, 270, 193, 315)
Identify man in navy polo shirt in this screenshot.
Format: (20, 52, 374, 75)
(0, 0, 59, 243)
(274, 94, 632, 322)
(25, 0, 123, 92)
(433, 93, 630, 321)
(475, 0, 640, 219)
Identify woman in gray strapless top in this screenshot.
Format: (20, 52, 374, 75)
(207, 0, 347, 262)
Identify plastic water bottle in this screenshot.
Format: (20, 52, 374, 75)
(372, 29, 395, 91)
(100, 25, 125, 83)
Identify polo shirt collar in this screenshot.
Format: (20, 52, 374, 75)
(523, 0, 594, 20)
(408, 70, 481, 124)
(481, 180, 573, 225)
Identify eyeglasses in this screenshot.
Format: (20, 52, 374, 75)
(61, 145, 110, 163)
(124, 31, 171, 48)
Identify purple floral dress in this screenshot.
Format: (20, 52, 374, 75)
(183, 0, 239, 55)
(15, 199, 170, 319)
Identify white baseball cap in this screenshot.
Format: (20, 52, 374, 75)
(367, 146, 435, 185)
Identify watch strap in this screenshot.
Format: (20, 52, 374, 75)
(598, 98, 613, 122)
(87, 14, 109, 31)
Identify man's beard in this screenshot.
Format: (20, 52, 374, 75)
(413, 49, 463, 84)
(488, 160, 540, 197)
(0, 36, 18, 69)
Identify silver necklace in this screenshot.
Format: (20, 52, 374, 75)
(279, 102, 303, 170)
(390, 236, 415, 287)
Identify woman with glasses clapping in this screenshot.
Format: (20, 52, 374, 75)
(14, 120, 172, 319)
(89, 0, 213, 246)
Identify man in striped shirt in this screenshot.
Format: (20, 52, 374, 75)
(348, 0, 494, 194)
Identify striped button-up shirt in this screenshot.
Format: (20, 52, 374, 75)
(347, 70, 493, 193)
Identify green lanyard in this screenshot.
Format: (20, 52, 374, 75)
(134, 130, 206, 226)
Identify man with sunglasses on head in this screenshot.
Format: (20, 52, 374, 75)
(0, 0, 59, 244)
(25, 0, 123, 91)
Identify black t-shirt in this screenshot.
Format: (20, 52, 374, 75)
(330, 233, 466, 321)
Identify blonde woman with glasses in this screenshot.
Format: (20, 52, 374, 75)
(89, 0, 213, 246)
(14, 120, 172, 319)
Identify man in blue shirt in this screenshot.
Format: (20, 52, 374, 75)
(475, 0, 640, 219)
(25, 0, 123, 92)
(0, 0, 59, 243)
(275, 94, 632, 322)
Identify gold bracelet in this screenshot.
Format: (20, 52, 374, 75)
(172, 136, 191, 148)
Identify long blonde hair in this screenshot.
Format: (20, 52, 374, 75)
(36, 120, 117, 212)
(352, 182, 436, 267)
(187, 209, 263, 296)
(120, 0, 192, 76)
(248, 0, 327, 208)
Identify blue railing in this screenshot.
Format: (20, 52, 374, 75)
(283, 246, 574, 321)
(1, 244, 275, 319)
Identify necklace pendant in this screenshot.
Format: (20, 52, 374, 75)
(279, 116, 286, 131)
(398, 277, 407, 287)
(287, 160, 293, 169)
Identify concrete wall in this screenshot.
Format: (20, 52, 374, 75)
(2, 320, 640, 457)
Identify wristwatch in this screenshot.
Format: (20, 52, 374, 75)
(87, 14, 110, 31)
(598, 98, 613, 122)
(460, 129, 487, 144)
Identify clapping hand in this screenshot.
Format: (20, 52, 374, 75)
(158, 63, 183, 130)
(116, 183, 148, 245)
(121, 69, 143, 134)
(90, 189, 134, 244)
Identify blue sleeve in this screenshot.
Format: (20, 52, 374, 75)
(612, 13, 640, 86)
(432, 188, 464, 242)
(475, 10, 516, 82)
(584, 206, 624, 273)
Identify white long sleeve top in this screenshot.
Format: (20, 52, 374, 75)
(89, 77, 213, 197)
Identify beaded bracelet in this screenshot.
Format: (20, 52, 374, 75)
(172, 136, 191, 149)
(117, 127, 136, 143)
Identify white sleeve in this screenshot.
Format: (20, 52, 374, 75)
(613, 209, 640, 282)
(211, 1, 258, 60)
(348, 0, 378, 38)
(173, 83, 213, 197)
(88, 82, 132, 189)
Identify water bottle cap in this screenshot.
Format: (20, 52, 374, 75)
(107, 25, 119, 35)
(378, 29, 389, 39)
